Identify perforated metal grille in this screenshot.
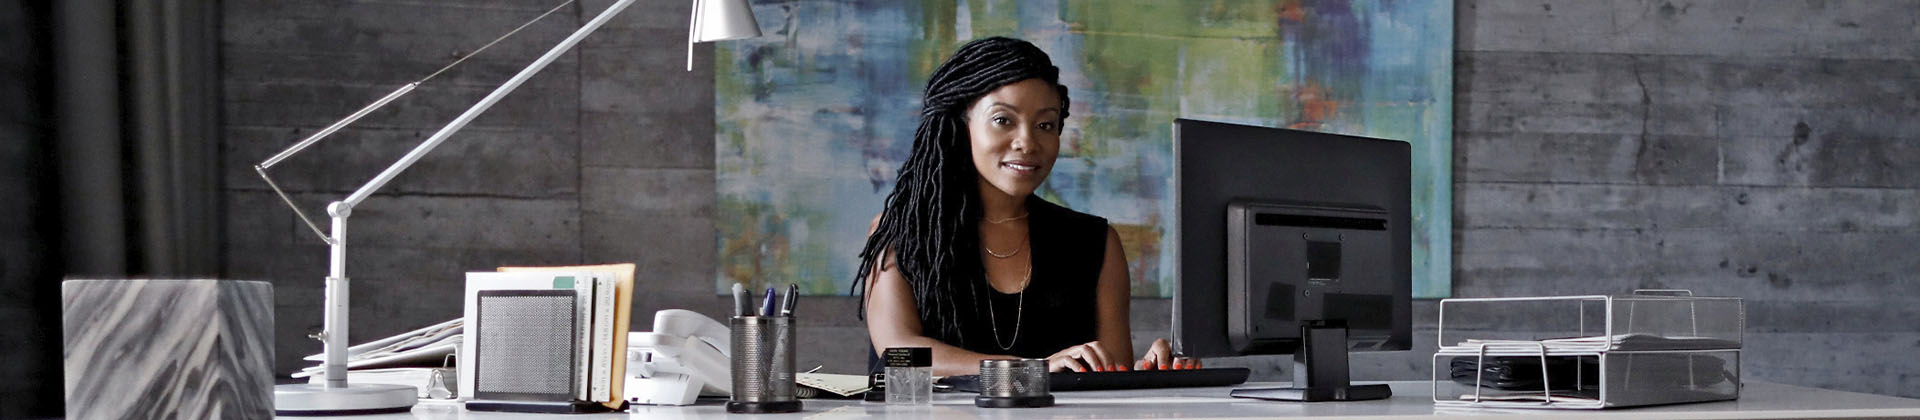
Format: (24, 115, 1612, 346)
(730, 317, 797, 402)
(475, 293, 576, 397)
(980, 360, 1049, 397)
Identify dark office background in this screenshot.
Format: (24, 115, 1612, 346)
(4, 1, 1918, 417)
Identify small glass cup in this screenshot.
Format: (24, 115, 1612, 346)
(883, 347, 932, 405)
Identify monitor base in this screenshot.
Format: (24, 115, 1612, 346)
(1229, 384, 1392, 402)
(1227, 322, 1394, 402)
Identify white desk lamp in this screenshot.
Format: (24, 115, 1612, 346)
(257, 0, 760, 414)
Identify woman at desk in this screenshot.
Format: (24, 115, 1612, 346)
(855, 37, 1196, 376)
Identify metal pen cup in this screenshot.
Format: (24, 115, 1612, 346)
(975, 359, 1053, 408)
(727, 316, 801, 414)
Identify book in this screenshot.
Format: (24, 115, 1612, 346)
(570, 274, 595, 401)
(589, 274, 615, 402)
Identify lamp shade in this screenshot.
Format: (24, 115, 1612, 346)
(692, 0, 761, 43)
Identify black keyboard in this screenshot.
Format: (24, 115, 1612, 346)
(939, 367, 1250, 392)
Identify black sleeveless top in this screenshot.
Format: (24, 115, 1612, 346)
(869, 196, 1111, 372)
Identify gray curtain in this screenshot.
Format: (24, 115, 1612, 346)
(1, 1, 58, 417)
(0, 0, 221, 416)
(53, 0, 222, 276)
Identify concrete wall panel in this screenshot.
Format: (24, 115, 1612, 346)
(214, 0, 1920, 398)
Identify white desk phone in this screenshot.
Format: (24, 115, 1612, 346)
(625, 309, 731, 406)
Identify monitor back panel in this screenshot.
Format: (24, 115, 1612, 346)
(1171, 118, 1411, 358)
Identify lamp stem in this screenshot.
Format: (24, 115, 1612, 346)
(324, 205, 350, 387)
(338, 0, 641, 210)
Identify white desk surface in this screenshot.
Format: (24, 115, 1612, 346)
(349, 381, 1920, 419)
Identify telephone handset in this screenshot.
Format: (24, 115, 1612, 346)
(626, 309, 731, 406)
(652, 309, 729, 356)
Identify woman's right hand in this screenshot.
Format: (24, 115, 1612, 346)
(1045, 341, 1116, 372)
(1133, 338, 1201, 370)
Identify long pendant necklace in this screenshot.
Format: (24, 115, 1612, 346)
(985, 260, 1032, 351)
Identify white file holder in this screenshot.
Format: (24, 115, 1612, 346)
(1432, 290, 1744, 409)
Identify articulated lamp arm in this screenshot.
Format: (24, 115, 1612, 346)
(255, 0, 758, 412)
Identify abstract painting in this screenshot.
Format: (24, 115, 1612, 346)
(716, 0, 1452, 298)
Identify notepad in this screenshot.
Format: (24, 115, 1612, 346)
(796, 373, 872, 398)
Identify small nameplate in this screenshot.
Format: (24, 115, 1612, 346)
(883, 347, 931, 368)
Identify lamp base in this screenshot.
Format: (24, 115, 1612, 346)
(274, 382, 417, 416)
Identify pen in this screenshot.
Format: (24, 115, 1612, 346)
(761, 286, 778, 317)
(732, 283, 751, 317)
(780, 283, 798, 317)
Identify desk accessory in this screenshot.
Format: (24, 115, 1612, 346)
(1430, 289, 1743, 409)
(500, 263, 638, 409)
(250, 0, 762, 414)
(974, 359, 1052, 408)
(864, 371, 888, 402)
(882, 348, 932, 405)
(459, 271, 622, 413)
(63, 280, 277, 420)
(727, 315, 801, 413)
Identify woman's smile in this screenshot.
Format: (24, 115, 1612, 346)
(1000, 159, 1043, 176)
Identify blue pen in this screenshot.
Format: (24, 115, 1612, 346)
(761, 286, 778, 316)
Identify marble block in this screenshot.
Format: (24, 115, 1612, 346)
(63, 279, 275, 420)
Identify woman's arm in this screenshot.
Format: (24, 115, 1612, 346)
(1093, 225, 1134, 364)
(863, 215, 1010, 376)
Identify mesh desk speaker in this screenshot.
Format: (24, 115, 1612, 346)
(462, 279, 617, 414)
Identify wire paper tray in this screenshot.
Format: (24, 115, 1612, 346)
(1431, 290, 1744, 409)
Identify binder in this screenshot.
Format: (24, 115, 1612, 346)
(589, 274, 616, 401)
(571, 276, 594, 400)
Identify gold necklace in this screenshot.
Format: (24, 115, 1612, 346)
(984, 212, 1029, 224)
(983, 234, 1027, 259)
(984, 261, 1031, 351)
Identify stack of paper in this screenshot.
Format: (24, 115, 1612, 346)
(796, 373, 872, 398)
(294, 318, 461, 377)
(1453, 334, 1742, 353)
(294, 318, 462, 399)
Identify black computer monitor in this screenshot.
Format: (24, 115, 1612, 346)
(1170, 118, 1411, 402)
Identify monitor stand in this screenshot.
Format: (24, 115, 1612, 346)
(1228, 321, 1392, 402)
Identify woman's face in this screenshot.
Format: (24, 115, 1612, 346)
(966, 78, 1063, 201)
